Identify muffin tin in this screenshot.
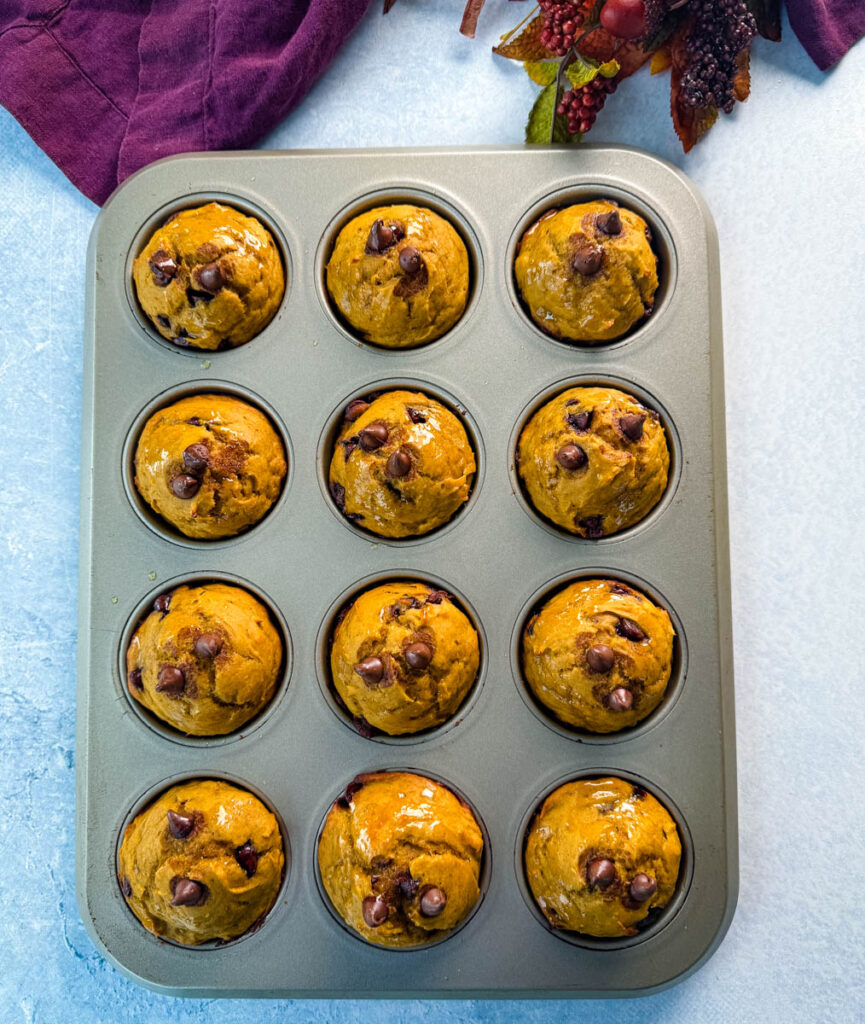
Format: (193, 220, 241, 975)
(76, 145, 736, 997)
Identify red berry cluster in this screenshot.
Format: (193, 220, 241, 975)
(557, 74, 618, 135)
(539, 1, 585, 57)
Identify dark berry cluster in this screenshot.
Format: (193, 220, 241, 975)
(557, 74, 618, 136)
(539, 1, 584, 56)
(640, 0, 673, 43)
(680, 0, 756, 112)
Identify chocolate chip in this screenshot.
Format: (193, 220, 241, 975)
(596, 209, 622, 236)
(629, 874, 657, 903)
(358, 422, 388, 451)
(425, 590, 447, 605)
(194, 632, 222, 659)
(386, 449, 412, 478)
(586, 644, 615, 673)
(406, 407, 426, 424)
(344, 399, 370, 423)
(619, 413, 646, 442)
(340, 436, 359, 460)
(607, 686, 633, 711)
(586, 857, 617, 891)
(632, 785, 648, 800)
(395, 870, 419, 899)
(149, 250, 177, 286)
(330, 481, 346, 510)
(610, 583, 631, 595)
(404, 642, 432, 671)
(155, 665, 185, 697)
(119, 876, 132, 899)
(555, 443, 587, 470)
(167, 810, 196, 839)
(153, 594, 171, 613)
(617, 617, 647, 642)
(186, 287, 214, 307)
(170, 474, 201, 499)
(398, 246, 423, 275)
(155, 315, 171, 329)
(578, 515, 604, 538)
(128, 668, 143, 691)
(419, 886, 447, 917)
(182, 442, 210, 474)
(195, 262, 225, 294)
(170, 878, 208, 907)
(362, 895, 389, 927)
(573, 245, 603, 276)
(338, 778, 365, 808)
(352, 715, 374, 738)
(566, 410, 592, 432)
(354, 656, 384, 686)
(235, 841, 259, 877)
(365, 219, 403, 254)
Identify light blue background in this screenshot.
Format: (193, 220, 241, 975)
(1, 2, 863, 1021)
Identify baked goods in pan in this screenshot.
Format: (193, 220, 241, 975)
(318, 771, 483, 947)
(134, 393, 286, 540)
(514, 200, 657, 343)
(329, 390, 475, 538)
(126, 582, 282, 736)
(133, 201, 284, 350)
(117, 779, 284, 945)
(516, 385, 669, 538)
(522, 578, 674, 732)
(325, 204, 469, 347)
(524, 776, 681, 938)
(330, 581, 479, 736)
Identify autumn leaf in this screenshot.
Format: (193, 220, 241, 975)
(525, 83, 573, 145)
(524, 61, 561, 86)
(565, 56, 620, 89)
(745, 0, 781, 41)
(733, 48, 751, 102)
(460, 0, 488, 39)
(578, 34, 652, 80)
(494, 15, 551, 61)
(650, 47, 672, 75)
(669, 21, 718, 152)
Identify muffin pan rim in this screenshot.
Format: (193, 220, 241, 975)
(507, 372, 683, 544)
(311, 766, 493, 953)
(116, 571, 293, 749)
(125, 190, 293, 359)
(121, 379, 294, 550)
(509, 567, 688, 746)
(314, 568, 489, 746)
(314, 185, 485, 354)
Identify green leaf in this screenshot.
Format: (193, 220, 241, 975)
(598, 59, 620, 78)
(566, 56, 601, 89)
(523, 61, 561, 86)
(525, 84, 574, 145)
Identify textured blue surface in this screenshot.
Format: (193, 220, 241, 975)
(1, 2, 864, 1021)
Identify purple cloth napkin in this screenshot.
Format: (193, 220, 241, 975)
(785, 0, 865, 70)
(0, 0, 371, 205)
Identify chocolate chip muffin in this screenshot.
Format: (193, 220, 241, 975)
(524, 777, 681, 938)
(329, 390, 475, 539)
(330, 582, 479, 736)
(325, 204, 469, 347)
(126, 583, 283, 736)
(318, 772, 484, 948)
(134, 393, 286, 540)
(132, 202, 284, 350)
(522, 579, 674, 732)
(514, 200, 658, 343)
(516, 385, 669, 538)
(117, 779, 284, 946)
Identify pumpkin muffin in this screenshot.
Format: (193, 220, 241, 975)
(126, 583, 283, 736)
(318, 772, 484, 948)
(514, 200, 658, 343)
(522, 579, 674, 733)
(134, 393, 286, 540)
(132, 202, 284, 350)
(330, 582, 479, 736)
(117, 779, 284, 946)
(329, 390, 475, 539)
(326, 204, 469, 347)
(525, 777, 681, 938)
(516, 385, 669, 538)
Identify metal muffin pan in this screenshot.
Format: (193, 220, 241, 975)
(76, 145, 736, 998)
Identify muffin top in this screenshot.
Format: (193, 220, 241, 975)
(514, 200, 658, 343)
(318, 772, 483, 947)
(117, 779, 284, 945)
(516, 385, 669, 538)
(325, 204, 469, 348)
(132, 202, 284, 350)
(330, 581, 479, 736)
(134, 393, 286, 540)
(329, 390, 475, 539)
(126, 583, 283, 736)
(524, 777, 681, 938)
(522, 578, 674, 732)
